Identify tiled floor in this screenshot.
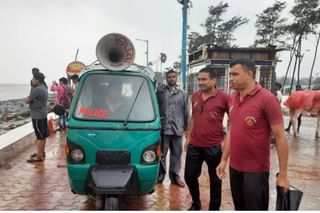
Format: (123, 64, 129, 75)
(0, 116, 319, 210)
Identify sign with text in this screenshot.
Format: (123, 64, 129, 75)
(66, 61, 86, 76)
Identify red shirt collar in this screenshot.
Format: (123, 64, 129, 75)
(235, 84, 261, 98)
(200, 86, 219, 98)
(248, 84, 261, 96)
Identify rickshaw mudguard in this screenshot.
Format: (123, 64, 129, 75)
(87, 164, 140, 195)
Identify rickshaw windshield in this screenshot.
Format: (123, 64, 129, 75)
(74, 74, 155, 122)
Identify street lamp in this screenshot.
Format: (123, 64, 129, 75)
(177, 0, 191, 90)
(136, 39, 149, 67)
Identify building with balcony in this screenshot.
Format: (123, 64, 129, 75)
(187, 45, 284, 95)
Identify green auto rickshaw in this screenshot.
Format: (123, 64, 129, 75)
(65, 33, 161, 210)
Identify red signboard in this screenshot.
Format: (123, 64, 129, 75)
(66, 61, 86, 76)
(79, 107, 108, 119)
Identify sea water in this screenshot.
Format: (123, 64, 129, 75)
(0, 83, 31, 101)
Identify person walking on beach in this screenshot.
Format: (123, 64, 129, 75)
(50, 77, 69, 131)
(156, 69, 189, 187)
(274, 82, 283, 104)
(216, 58, 289, 210)
(184, 66, 229, 210)
(26, 72, 49, 162)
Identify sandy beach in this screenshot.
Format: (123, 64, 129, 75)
(0, 95, 55, 136)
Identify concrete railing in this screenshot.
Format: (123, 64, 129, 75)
(0, 121, 35, 163)
(0, 113, 58, 163)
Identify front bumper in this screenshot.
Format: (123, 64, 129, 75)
(86, 164, 140, 196)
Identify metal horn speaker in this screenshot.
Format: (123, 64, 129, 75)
(96, 33, 135, 70)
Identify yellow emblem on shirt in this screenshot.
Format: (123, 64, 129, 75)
(244, 116, 256, 127)
(209, 111, 218, 119)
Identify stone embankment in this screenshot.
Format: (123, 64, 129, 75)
(0, 95, 55, 136)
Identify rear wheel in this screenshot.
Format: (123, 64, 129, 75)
(104, 195, 119, 210)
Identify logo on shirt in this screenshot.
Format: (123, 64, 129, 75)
(244, 116, 256, 127)
(209, 111, 218, 119)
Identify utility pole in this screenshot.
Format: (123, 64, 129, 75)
(177, 0, 190, 90)
(136, 39, 149, 66)
(75, 49, 79, 61)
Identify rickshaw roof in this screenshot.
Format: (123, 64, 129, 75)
(81, 63, 155, 81)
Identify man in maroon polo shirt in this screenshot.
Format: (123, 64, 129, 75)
(216, 58, 289, 210)
(184, 66, 229, 210)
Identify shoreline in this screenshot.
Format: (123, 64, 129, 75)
(0, 95, 55, 136)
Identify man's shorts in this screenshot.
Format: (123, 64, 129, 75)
(32, 118, 49, 140)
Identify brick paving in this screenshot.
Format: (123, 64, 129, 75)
(0, 116, 319, 210)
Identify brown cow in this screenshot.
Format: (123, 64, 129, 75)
(284, 90, 320, 137)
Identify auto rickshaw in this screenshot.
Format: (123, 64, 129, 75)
(65, 33, 161, 210)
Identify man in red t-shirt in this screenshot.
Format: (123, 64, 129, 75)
(216, 58, 289, 210)
(184, 67, 229, 210)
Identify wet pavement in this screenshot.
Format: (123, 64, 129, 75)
(0, 116, 319, 210)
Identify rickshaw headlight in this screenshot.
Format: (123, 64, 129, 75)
(141, 142, 160, 164)
(66, 139, 86, 163)
(70, 149, 84, 162)
(142, 150, 156, 163)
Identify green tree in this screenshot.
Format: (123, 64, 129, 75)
(172, 61, 181, 73)
(308, 19, 320, 88)
(283, 0, 320, 93)
(188, 1, 248, 52)
(188, 32, 203, 54)
(254, 1, 287, 47)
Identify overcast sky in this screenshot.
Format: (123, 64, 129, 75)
(0, 0, 318, 85)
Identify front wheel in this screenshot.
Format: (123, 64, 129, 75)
(105, 195, 119, 210)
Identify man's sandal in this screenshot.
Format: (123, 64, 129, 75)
(27, 158, 44, 163)
(30, 152, 46, 158)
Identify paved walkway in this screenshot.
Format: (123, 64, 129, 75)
(0, 116, 319, 210)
